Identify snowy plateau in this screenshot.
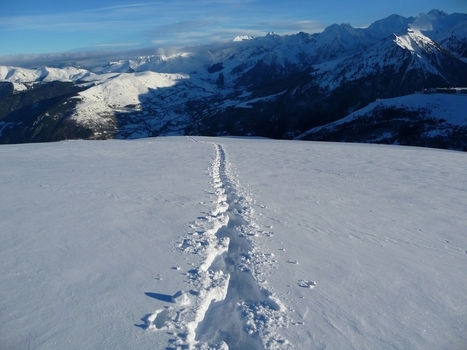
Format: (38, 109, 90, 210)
(1, 9, 467, 149)
(1, 136, 467, 349)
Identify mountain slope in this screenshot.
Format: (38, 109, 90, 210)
(1, 10, 467, 147)
(296, 92, 467, 151)
(412, 10, 467, 61)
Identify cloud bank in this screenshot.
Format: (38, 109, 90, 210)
(0, 0, 326, 61)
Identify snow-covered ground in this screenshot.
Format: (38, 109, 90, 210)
(1, 137, 466, 350)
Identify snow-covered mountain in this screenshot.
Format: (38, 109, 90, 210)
(1, 9, 466, 148)
(296, 92, 467, 151)
(0, 65, 94, 84)
(411, 10, 467, 61)
(315, 26, 466, 93)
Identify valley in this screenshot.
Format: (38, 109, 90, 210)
(1, 10, 467, 149)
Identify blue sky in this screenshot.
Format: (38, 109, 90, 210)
(1, 0, 466, 58)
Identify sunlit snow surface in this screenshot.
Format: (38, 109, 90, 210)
(1, 137, 466, 349)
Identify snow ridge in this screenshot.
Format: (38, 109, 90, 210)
(142, 139, 289, 349)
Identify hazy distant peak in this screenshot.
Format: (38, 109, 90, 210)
(428, 9, 449, 17)
(233, 35, 254, 42)
(366, 14, 413, 38)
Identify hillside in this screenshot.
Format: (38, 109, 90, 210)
(296, 92, 467, 151)
(1, 10, 467, 148)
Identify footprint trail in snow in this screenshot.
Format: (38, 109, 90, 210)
(143, 141, 290, 349)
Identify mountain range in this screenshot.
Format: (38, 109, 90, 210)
(1, 9, 466, 150)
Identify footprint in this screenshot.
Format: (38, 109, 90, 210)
(287, 260, 299, 264)
(172, 290, 190, 305)
(142, 142, 290, 349)
(298, 280, 316, 289)
(143, 309, 170, 330)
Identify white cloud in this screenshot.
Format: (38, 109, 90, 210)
(0, 0, 326, 56)
(92, 43, 141, 48)
(0, 46, 182, 67)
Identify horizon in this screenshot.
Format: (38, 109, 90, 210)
(1, 0, 466, 67)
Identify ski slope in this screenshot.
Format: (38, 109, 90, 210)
(1, 137, 466, 349)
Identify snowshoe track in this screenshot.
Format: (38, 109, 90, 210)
(142, 140, 290, 349)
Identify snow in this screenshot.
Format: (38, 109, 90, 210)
(72, 71, 190, 127)
(233, 36, 254, 42)
(394, 30, 419, 53)
(312, 27, 443, 91)
(393, 28, 439, 62)
(0, 65, 94, 84)
(1, 136, 466, 350)
(366, 14, 414, 38)
(297, 93, 467, 140)
(411, 10, 462, 33)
